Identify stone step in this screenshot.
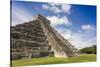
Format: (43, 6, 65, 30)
(13, 26, 43, 33)
(15, 21, 41, 28)
(11, 39, 48, 47)
(11, 31, 47, 42)
(12, 30, 46, 38)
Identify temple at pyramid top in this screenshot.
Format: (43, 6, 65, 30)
(33, 14, 50, 25)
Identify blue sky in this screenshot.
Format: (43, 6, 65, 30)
(11, 1, 96, 49)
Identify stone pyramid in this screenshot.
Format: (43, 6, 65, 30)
(11, 14, 79, 60)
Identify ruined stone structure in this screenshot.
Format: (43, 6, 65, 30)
(11, 14, 79, 60)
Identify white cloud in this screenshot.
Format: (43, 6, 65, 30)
(81, 24, 95, 32)
(12, 5, 33, 26)
(42, 3, 72, 14)
(50, 5, 61, 13)
(47, 16, 71, 27)
(61, 4, 71, 14)
(69, 33, 96, 49)
(42, 4, 49, 10)
(42, 3, 61, 13)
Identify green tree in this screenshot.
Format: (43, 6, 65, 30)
(80, 45, 96, 54)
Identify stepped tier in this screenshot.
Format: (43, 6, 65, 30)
(11, 31, 47, 41)
(11, 14, 79, 60)
(11, 39, 48, 48)
(11, 24, 44, 34)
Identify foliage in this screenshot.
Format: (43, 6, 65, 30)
(80, 45, 96, 54)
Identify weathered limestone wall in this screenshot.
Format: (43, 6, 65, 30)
(11, 18, 51, 60)
(36, 14, 79, 57)
(11, 14, 79, 60)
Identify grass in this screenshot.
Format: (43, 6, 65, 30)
(11, 54, 96, 67)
